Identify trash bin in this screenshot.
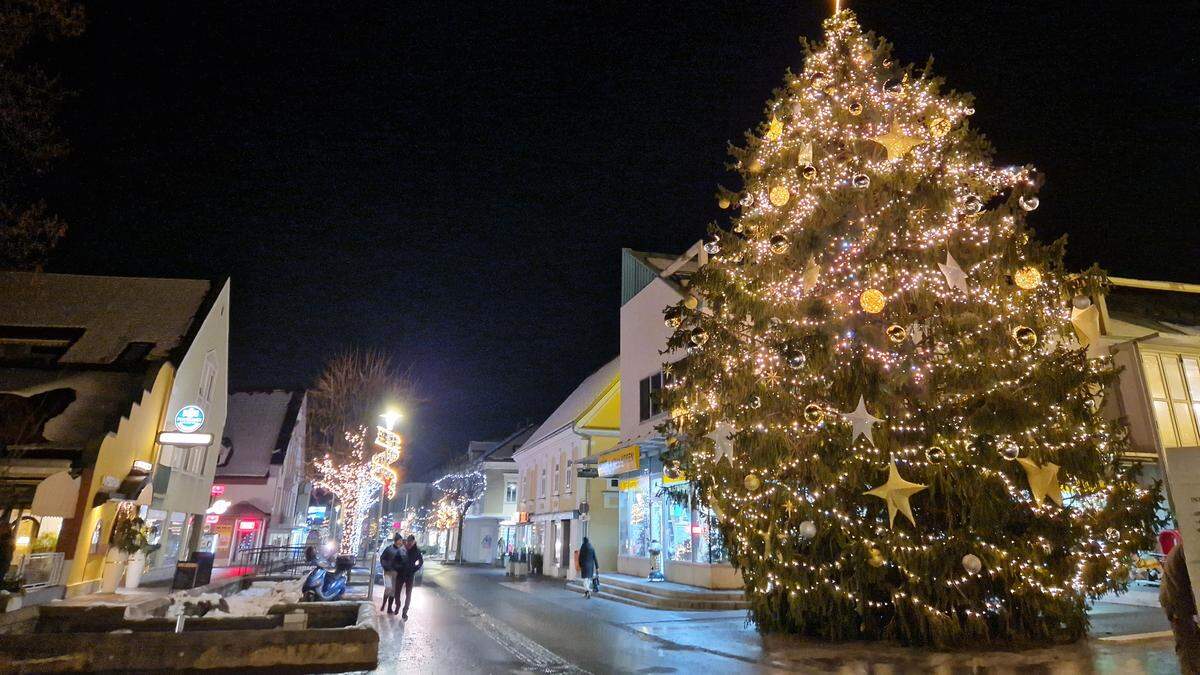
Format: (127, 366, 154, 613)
(171, 552, 216, 590)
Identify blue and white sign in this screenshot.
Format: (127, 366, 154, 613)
(175, 405, 206, 433)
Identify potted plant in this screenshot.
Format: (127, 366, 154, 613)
(123, 518, 159, 589)
(101, 516, 142, 593)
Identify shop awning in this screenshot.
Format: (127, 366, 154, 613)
(530, 510, 577, 522)
(91, 461, 153, 508)
(30, 470, 80, 517)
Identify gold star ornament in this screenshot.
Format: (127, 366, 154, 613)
(870, 121, 924, 160)
(765, 116, 783, 141)
(864, 459, 927, 528)
(1016, 458, 1064, 507)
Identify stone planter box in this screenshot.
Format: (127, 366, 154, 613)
(0, 600, 378, 673)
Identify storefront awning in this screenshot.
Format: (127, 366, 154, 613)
(530, 510, 577, 522)
(91, 462, 153, 508)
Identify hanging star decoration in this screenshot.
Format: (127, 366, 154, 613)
(1070, 305, 1104, 359)
(710, 421, 737, 463)
(765, 116, 784, 141)
(870, 121, 924, 160)
(1016, 458, 1064, 507)
(938, 251, 969, 294)
(864, 459, 927, 528)
(843, 396, 882, 446)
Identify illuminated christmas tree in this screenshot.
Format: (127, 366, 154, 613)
(663, 10, 1158, 647)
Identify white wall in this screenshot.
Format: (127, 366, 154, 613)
(619, 277, 685, 443)
(159, 280, 231, 516)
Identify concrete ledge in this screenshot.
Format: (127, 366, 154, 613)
(0, 601, 379, 673)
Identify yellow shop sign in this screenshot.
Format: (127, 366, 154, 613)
(599, 445, 640, 477)
(618, 478, 642, 491)
(662, 471, 688, 486)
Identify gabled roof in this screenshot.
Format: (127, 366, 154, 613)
(218, 389, 304, 477)
(621, 248, 700, 306)
(519, 357, 620, 452)
(478, 423, 537, 463)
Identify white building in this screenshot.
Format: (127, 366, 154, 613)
(514, 358, 621, 579)
(455, 425, 535, 564)
(205, 389, 309, 566)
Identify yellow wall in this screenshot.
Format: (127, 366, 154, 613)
(577, 378, 620, 435)
(66, 364, 175, 590)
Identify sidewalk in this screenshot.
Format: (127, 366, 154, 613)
(56, 565, 252, 610)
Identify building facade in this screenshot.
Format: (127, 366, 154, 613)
(603, 246, 742, 589)
(0, 272, 230, 596)
(205, 389, 309, 566)
(456, 425, 535, 564)
(514, 358, 621, 579)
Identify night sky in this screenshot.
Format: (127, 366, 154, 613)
(42, 2, 1200, 476)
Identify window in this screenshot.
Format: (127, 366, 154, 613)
(638, 369, 674, 422)
(199, 351, 218, 407)
(539, 468, 546, 498)
(505, 481, 517, 504)
(552, 461, 559, 495)
(1143, 352, 1200, 448)
(562, 451, 570, 493)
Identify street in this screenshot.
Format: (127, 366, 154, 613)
(363, 563, 1182, 674)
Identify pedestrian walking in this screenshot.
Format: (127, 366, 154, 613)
(1162, 542, 1200, 674)
(396, 534, 424, 620)
(379, 533, 403, 615)
(578, 537, 599, 599)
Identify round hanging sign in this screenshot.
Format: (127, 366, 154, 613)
(175, 405, 206, 433)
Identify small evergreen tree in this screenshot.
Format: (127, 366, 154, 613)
(664, 10, 1158, 647)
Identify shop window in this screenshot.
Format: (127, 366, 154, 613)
(162, 513, 187, 566)
(1144, 352, 1200, 448)
(142, 508, 167, 567)
(31, 516, 63, 552)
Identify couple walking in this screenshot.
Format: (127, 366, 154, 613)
(380, 533, 423, 619)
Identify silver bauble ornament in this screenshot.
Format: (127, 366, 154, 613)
(782, 341, 806, 369)
(1019, 196, 1040, 211)
(852, 174, 871, 189)
(798, 521, 817, 540)
(689, 327, 709, 346)
(998, 438, 1020, 461)
(962, 553, 983, 574)
(926, 446, 946, 463)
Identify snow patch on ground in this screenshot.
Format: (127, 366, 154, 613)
(165, 579, 304, 618)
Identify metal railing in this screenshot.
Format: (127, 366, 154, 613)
(230, 546, 311, 576)
(16, 552, 64, 589)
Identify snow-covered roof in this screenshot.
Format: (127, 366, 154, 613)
(0, 271, 212, 365)
(219, 390, 303, 477)
(519, 357, 619, 452)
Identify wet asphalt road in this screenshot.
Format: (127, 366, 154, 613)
(360, 563, 1180, 675)
(367, 562, 761, 674)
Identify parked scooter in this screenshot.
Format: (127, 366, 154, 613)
(302, 555, 353, 601)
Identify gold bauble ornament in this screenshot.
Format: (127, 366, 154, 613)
(1013, 266, 1042, 290)
(886, 324, 907, 344)
(928, 116, 952, 138)
(718, 197, 731, 209)
(769, 185, 790, 207)
(765, 116, 783, 141)
(684, 295, 700, 310)
(803, 403, 824, 424)
(664, 307, 682, 328)
(769, 234, 790, 254)
(1012, 325, 1038, 350)
(859, 288, 886, 314)
(744, 474, 761, 492)
(867, 548, 886, 567)
(689, 326, 709, 346)
(800, 164, 818, 181)
(748, 160, 763, 174)
(847, 101, 863, 116)
(809, 71, 829, 89)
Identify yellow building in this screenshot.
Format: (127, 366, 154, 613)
(0, 272, 230, 598)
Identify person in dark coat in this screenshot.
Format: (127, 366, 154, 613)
(578, 537, 599, 598)
(1162, 543, 1200, 674)
(396, 534, 423, 620)
(379, 534, 403, 614)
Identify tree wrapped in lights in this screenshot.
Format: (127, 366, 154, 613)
(309, 349, 412, 556)
(433, 470, 486, 564)
(663, 10, 1158, 647)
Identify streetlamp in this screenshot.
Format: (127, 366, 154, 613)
(367, 408, 403, 601)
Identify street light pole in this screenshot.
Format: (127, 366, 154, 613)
(367, 409, 403, 602)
